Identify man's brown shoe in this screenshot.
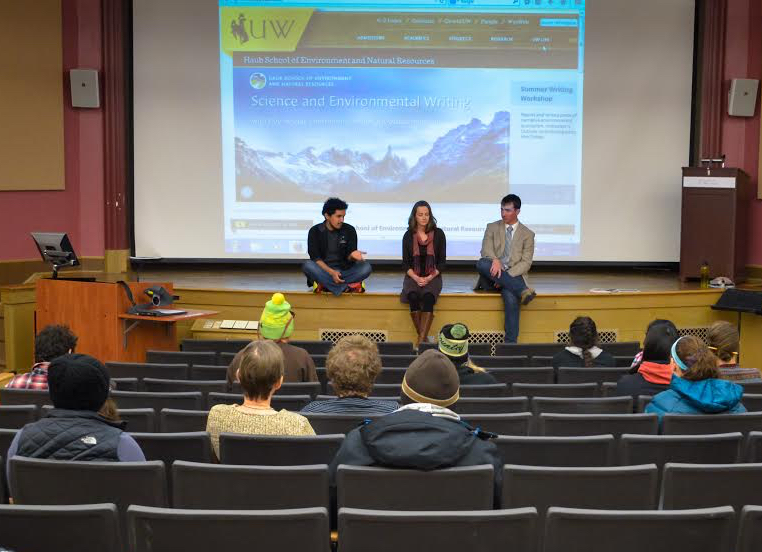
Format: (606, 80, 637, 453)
(521, 288, 537, 305)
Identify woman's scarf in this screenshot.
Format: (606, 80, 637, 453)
(412, 231, 436, 277)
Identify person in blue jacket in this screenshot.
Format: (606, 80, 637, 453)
(646, 335, 746, 424)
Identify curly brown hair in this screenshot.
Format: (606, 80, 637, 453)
(326, 335, 382, 397)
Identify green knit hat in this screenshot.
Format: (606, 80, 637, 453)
(438, 323, 470, 357)
(259, 293, 294, 340)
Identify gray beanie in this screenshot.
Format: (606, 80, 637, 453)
(401, 349, 460, 408)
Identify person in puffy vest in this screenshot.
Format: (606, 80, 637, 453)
(6, 353, 145, 483)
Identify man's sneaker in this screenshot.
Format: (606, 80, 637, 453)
(347, 281, 366, 293)
(312, 282, 326, 294)
(521, 288, 537, 305)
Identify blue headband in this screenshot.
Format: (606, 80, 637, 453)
(671, 337, 690, 372)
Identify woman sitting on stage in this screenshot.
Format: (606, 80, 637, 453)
(707, 320, 761, 383)
(401, 200, 446, 346)
(552, 316, 615, 369)
(207, 340, 314, 460)
(646, 335, 746, 423)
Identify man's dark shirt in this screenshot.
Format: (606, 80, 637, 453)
(307, 222, 358, 271)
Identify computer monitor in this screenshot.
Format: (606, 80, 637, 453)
(30, 232, 80, 279)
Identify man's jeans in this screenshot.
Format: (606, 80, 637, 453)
(476, 257, 528, 343)
(302, 260, 372, 296)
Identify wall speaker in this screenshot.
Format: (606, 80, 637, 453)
(69, 69, 100, 108)
(728, 78, 759, 117)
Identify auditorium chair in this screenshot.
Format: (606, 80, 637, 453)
(111, 390, 204, 412)
(10, 457, 167, 549)
(739, 381, 762, 395)
(324, 382, 401, 397)
(637, 395, 653, 412)
(373, 367, 407, 384)
(304, 413, 382, 435)
(620, 433, 743, 470)
(159, 408, 208, 433)
(557, 367, 631, 385)
(487, 367, 555, 387)
(0, 503, 121, 552)
(495, 342, 564, 358)
(289, 340, 333, 355)
(747, 432, 762, 462)
(737, 505, 762, 552)
(130, 432, 213, 466)
(531, 397, 633, 416)
(0, 428, 18, 473)
(661, 462, 762, 513)
(219, 433, 344, 466)
(312, 354, 328, 368)
(206, 392, 242, 408)
(46, 405, 159, 433)
(741, 393, 762, 412)
(600, 341, 641, 357)
(111, 377, 139, 391)
(460, 383, 509, 397)
(337, 464, 494, 511)
(419, 342, 492, 356)
(218, 351, 237, 366)
(495, 435, 615, 467)
(172, 461, 330, 510)
(543, 506, 735, 552)
(662, 412, 762, 436)
(614, 355, 637, 367)
(377, 342, 416, 355)
(105, 361, 188, 382)
(0, 404, 37, 429)
(449, 396, 530, 415)
(471, 355, 530, 368)
(599, 382, 618, 397)
(180, 338, 250, 354)
(189, 364, 228, 380)
(0, 388, 51, 409)
(142, 378, 228, 396)
(206, 392, 311, 411)
(127, 505, 330, 552)
(338, 507, 537, 552)
(379, 354, 417, 367)
(512, 383, 598, 398)
(502, 464, 658, 550)
(460, 413, 532, 436)
(0, 455, 5, 504)
(276, 381, 323, 398)
(530, 355, 555, 367)
(145, 350, 217, 367)
(539, 413, 659, 439)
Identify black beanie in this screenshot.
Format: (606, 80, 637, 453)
(48, 353, 110, 411)
(401, 349, 460, 408)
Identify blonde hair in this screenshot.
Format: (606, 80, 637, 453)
(465, 360, 486, 373)
(673, 335, 720, 381)
(706, 321, 739, 363)
(237, 340, 284, 400)
(327, 335, 381, 397)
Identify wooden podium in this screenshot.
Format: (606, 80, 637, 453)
(680, 167, 749, 283)
(35, 280, 216, 363)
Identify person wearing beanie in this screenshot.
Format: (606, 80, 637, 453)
(438, 323, 498, 385)
(6, 354, 145, 482)
(225, 293, 317, 390)
(329, 349, 503, 505)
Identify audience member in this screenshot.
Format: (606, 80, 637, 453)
(646, 335, 746, 423)
(629, 319, 678, 367)
(226, 293, 317, 390)
(330, 349, 503, 504)
(301, 335, 397, 414)
(438, 323, 497, 385)
(6, 354, 145, 482)
(208, 340, 314, 460)
(616, 320, 679, 398)
(5, 324, 77, 389)
(707, 320, 761, 383)
(552, 316, 615, 369)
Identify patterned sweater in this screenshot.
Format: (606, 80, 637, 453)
(206, 404, 315, 459)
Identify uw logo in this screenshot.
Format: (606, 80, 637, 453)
(230, 13, 297, 44)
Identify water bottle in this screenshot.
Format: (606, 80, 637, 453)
(699, 261, 710, 289)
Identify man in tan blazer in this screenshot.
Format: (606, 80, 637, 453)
(476, 194, 536, 343)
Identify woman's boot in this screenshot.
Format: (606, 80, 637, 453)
(410, 311, 422, 346)
(418, 312, 434, 345)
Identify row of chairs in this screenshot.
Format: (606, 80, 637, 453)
(180, 338, 644, 358)
(2, 502, 759, 552)
(4, 429, 762, 476)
